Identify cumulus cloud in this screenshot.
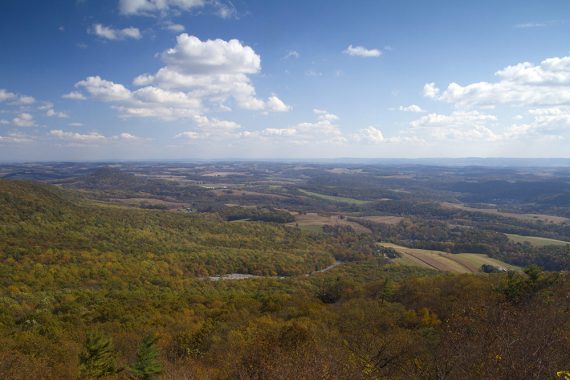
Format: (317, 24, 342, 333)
(174, 115, 241, 142)
(50, 129, 106, 142)
(343, 45, 381, 58)
(355, 126, 385, 143)
(399, 104, 425, 113)
(410, 111, 500, 141)
(158, 34, 260, 76)
(262, 128, 297, 137)
(162, 21, 185, 33)
(12, 113, 35, 127)
(423, 83, 440, 99)
(425, 55, 570, 108)
(119, 0, 204, 14)
(257, 109, 345, 145)
(70, 34, 289, 121)
(17, 96, 35, 105)
(76, 76, 132, 102)
(0, 89, 14, 102)
(351, 126, 424, 145)
(245, 110, 422, 147)
(415, 54, 570, 143)
(90, 24, 141, 40)
(175, 131, 201, 140)
(502, 107, 570, 139)
(0, 133, 34, 144)
(49, 129, 145, 143)
(39, 102, 68, 118)
(118, 0, 235, 18)
(113, 132, 140, 140)
(0, 88, 35, 105)
(266, 95, 291, 112)
(193, 115, 240, 129)
(47, 109, 68, 117)
(172, 106, 426, 148)
(62, 91, 87, 100)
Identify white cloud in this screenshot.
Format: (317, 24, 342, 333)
(355, 126, 385, 143)
(284, 50, 300, 59)
(68, 122, 84, 127)
(399, 104, 425, 113)
(50, 129, 106, 142)
(405, 105, 570, 143)
(72, 34, 289, 119)
(46, 109, 68, 118)
(113, 132, 140, 140)
(214, 1, 236, 18)
(120, 0, 205, 14)
(76, 76, 132, 102)
(505, 107, 570, 139)
(351, 126, 424, 145)
(17, 96, 35, 105)
(41, 103, 69, 118)
(193, 115, 240, 129)
(261, 128, 296, 137)
(313, 108, 339, 121)
(0, 89, 35, 105)
(62, 91, 87, 100)
(343, 45, 381, 58)
(258, 109, 345, 145)
(12, 113, 35, 127)
(248, 110, 423, 147)
(90, 24, 141, 40)
(173, 114, 241, 143)
(159, 34, 260, 75)
(162, 21, 185, 33)
(514, 22, 548, 29)
(118, 0, 234, 18)
(410, 111, 500, 141)
(0, 133, 34, 144)
(0, 89, 15, 102)
(175, 131, 201, 140)
(423, 83, 440, 99)
(426, 55, 570, 108)
(266, 95, 291, 112)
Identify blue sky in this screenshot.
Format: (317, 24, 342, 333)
(1, 0, 570, 160)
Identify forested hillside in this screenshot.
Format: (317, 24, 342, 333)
(0, 180, 343, 277)
(0, 179, 569, 379)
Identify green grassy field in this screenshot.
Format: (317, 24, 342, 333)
(297, 224, 324, 233)
(299, 189, 369, 205)
(381, 243, 519, 273)
(506, 233, 570, 247)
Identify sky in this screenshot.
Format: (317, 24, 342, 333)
(1, 0, 570, 161)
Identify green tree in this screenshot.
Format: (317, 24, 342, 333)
(80, 332, 119, 379)
(132, 333, 164, 380)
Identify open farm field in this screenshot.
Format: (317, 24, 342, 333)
(288, 212, 371, 233)
(441, 202, 569, 224)
(381, 243, 519, 273)
(506, 233, 570, 247)
(299, 189, 370, 205)
(355, 215, 405, 225)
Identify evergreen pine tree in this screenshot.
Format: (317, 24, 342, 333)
(80, 332, 119, 379)
(132, 333, 164, 380)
